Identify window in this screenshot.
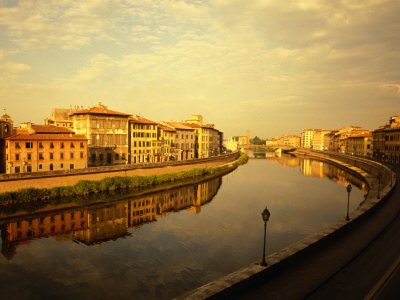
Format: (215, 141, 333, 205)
(60, 163, 64, 168)
(80, 152, 84, 159)
(107, 135, 113, 145)
(91, 119, 97, 129)
(122, 153, 126, 160)
(15, 166, 20, 173)
(121, 135, 126, 145)
(91, 154, 96, 163)
(27, 153, 32, 160)
(39, 142, 44, 148)
(50, 142, 54, 148)
(115, 153, 119, 160)
(25, 142, 33, 148)
(70, 152, 74, 159)
(39, 164, 42, 170)
(70, 142, 74, 148)
(80, 142, 84, 148)
(15, 153, 20, 161)
(99, 154, 104, 162)
(50, 163, 53, 171)
(115, 135, 120, 145)
(99, 134, 105, 145)
(108, 120, 112, 128)
(60, 142, 64, 149)
(91, 134, 97, 145)
(50, 153, 54, 159)
(39, 153, 44, 160)
(60, 152, 64, 159)
(115, 120, 120, 129)
(70, 164, 74, 169)
(27, 165, 32, 172)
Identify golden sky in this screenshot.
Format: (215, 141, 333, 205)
(0, 0, 399, 138)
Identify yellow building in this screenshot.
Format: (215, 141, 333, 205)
(301, 129, 318, 148)
(69, 102, 131, 166)
(347, 133, 372, 157)
(129, 115, 159, 164)
(311, 130, 331, 151)
(373, 116, 400, 164)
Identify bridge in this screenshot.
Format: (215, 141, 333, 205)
(239, 144, 297, 153)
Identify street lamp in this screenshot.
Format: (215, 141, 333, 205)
(377, 173, 382, 199)
(346, 184, 352, 221)
(260, 206, 271, 267)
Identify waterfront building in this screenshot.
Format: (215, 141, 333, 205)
(331, 127, 370, 154)
(69, 102, 131, 166)
(157, 124, 176, 161)
(4, 124, 87, 174)
(347, 133, 373, 157)
(183, 115, 222, 158)
(129, 195, 157, 227)
(372, 116, 400, 164)
(312, 130, 332, 151)
(301, 129, 318, 148)
(129, 115, 159, 164)
(265, 138, 279, 148)
(226, 137, 238, 152)
(0, 112, 14, 173)
(43, 108, 74, 128)
(163, 122, 196, 160)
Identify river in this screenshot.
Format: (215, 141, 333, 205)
(0, 152, 366, 299)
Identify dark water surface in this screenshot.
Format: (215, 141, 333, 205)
(0, 153, 366, 299)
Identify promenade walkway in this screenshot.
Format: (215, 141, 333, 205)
(211, 168, 400, 300)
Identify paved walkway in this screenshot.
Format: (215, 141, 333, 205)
(211, 168, 400, 300)
(0, 156, 236, 193)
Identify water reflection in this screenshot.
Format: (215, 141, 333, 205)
(0, 154, 367, 300)
(1, 177, 222, 258)
(251, 150, 367, 191)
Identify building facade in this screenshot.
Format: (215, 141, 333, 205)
(69, 102, 131, 166)
(164, 122, 196, 161)
(129, 116, 159, 164)
(373, 116, 400, 164)
(0, 113, 14, 173)
(4, 124, 87, 174)
(347, 133, 373, 157)
(301, 129, 318, 148)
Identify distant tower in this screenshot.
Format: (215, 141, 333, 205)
(246, 130, 250, 145)
(1, 111, 14, 173)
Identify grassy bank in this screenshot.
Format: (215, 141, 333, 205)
(0, 152, 248, 205)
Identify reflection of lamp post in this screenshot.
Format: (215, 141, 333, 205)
(346, 184, 352, 221)
(377, 173, 382, 199)
(260, 206, 271, 267)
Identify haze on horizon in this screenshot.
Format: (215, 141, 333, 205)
(0, 0, 399, 138)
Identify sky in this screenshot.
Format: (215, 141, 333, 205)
(0, 0, 399, 138)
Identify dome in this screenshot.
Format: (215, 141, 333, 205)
(1, 113, 12, 122)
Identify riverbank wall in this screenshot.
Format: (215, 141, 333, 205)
(0, 152, 240, 194)
(178, 150, 396, 299)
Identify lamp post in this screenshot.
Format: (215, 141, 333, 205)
(377, 173, 382, 199)
(346, 184, 352, 221)
(260, 206, 271, 267)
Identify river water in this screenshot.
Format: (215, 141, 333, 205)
(0, 152, 366, 299)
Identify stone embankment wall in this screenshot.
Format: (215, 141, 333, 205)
(0, 152, 240, 194)
(178, 150, 396, 300)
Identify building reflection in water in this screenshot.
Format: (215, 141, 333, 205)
(264, 154, 368, 191)
(0, 177, 222, 258)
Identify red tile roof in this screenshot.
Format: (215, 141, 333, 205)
(6, 133, 87, 141)
(72, 106, 131, 117)
(31, 125, 74, 134)
(181, 123, 201, 128)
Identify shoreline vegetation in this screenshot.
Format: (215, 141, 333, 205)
(0, 153, 248, 205)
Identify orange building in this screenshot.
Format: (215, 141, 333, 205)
(4, 124, 87, 174)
